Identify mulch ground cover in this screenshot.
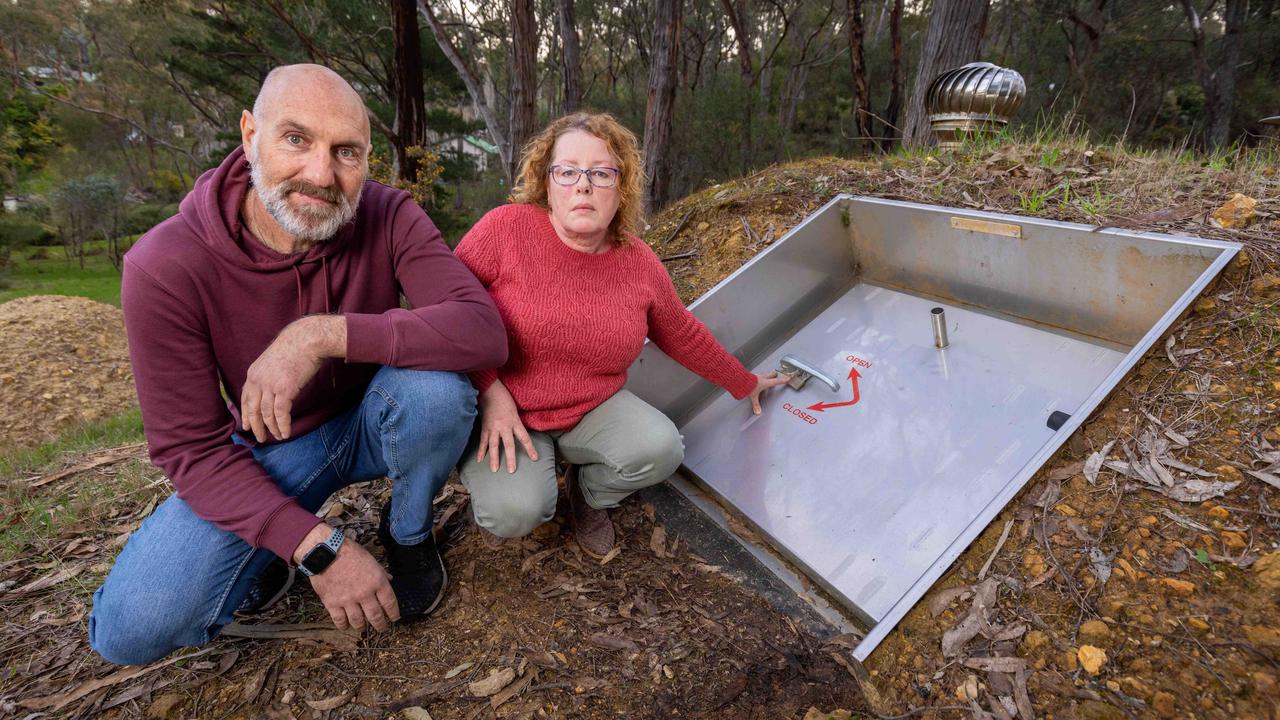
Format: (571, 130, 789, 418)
(1, 141, 1278, 719)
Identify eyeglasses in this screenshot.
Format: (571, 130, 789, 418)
(548, 165, 621, 189)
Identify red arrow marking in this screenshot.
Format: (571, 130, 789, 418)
(807, 367, 862, 412)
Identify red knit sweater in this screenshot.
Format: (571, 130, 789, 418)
(455, 204, 758, 431)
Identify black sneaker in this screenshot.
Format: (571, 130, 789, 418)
(234, 557, 296, 617)
(378, 503, 448, 622)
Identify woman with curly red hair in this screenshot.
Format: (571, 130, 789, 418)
(454, 112, 785, 557)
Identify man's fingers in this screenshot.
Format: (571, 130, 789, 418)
(244, 389, 269, 443)
(376, 583, 400, 623)
(345, 603, 367, 633)
(328, 604, 350, 631)
(272, 394, 293, 440)
(476, 433, 489, 463)
(516, 427, 538, 462)
(240, 386, 258, 433)
(260, 390, 281, 440)
(752, 394, 762, 415)
(360, 598, 389, 632)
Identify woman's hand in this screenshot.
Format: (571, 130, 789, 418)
(748, 371, 790, 415)
(477, 380, 539, 473)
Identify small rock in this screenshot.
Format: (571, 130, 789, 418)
(468, 667, 517, 697)
(1161, 578, 1196, 595)
(1119, 676, 1151, 700)
(1021, 629, 1050, 652)
(1060, 647, 1079, 672)
(1254, 552, 1280, 593)
(1078, 645, 1108, 675)
(1187, 617, 1210, 632)
(1243, 625, 1280, 649)
(1252, 672, 1277, 694)
(1206, 505, 1231, 520)
(1194, 296, 1218, 314)
(955, 674, 980, 701)
(1023, 549, 1047, 577)
(1079, 619, 1112, 645)
(1250, 273, 1280, 295)
(281, 689, 295, 704)
(695, 221, 710, 232)
(1139, 515, 1158, 526)
(1211, 193, 1257, 229)
(1220, 531, 1247, 550)
(1151, 690, 1177, 718)
(1214, 464, 1244, 482)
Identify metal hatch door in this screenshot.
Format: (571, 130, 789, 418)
(678, 283, 1125, 626)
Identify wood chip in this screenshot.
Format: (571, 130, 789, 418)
(220, 622, 358, 651)
(650, 525, 667, 558)
(963, 657, 1027, 673)
(306, 692, 351, 711)
(467, 668, 516, 698)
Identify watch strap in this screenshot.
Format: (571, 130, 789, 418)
(298, 527, 345, 577)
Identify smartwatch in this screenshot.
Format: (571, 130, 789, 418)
(298, 527, 345, 577)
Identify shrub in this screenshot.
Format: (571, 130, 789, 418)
(0, 214, 56, 247)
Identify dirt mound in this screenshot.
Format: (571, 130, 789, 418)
(0, 295, 135, 450)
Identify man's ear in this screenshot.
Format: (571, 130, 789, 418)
(240, 110, 256, 158)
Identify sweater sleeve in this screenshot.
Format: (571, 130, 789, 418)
(344, 195, 507, 371)
(453, 209, 506, 394)
(122, 259, 321, 561)
(642, 245, 758, 400)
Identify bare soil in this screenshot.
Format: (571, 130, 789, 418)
(0, 295, 134, 451)
(1, 143, 1278, 719)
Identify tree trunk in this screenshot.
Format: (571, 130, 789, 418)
(902, 0, 990, 148)
(846, 0, 873, 153)
(391, 0, 427, 182)
(417, 1, 512, 181)
(557, 0, 583, 113)
(1204, 0, 1248, 149)
(509, 0, 538, 182)
(883, 0, 904, 147)
(643, 0, 682, 216)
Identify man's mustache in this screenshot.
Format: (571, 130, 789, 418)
(276, 179, 344, 206)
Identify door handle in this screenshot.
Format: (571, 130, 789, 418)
(777, 354, 840, 393)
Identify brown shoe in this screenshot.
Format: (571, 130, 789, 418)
(565, 465, 614, 559)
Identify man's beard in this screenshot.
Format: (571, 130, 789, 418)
(248, 142, 362, 246)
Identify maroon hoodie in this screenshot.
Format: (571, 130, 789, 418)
(122, 147, 506, 561)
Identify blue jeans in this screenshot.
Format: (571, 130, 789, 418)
(88, 367, 476, 666)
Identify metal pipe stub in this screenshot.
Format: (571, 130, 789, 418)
(931, 307, 949, 348)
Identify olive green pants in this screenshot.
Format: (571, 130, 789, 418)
(459, 390, 684, 538)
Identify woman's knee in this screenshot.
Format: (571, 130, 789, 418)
(617, 420, 685, 482)
(472, 494, 555, 538)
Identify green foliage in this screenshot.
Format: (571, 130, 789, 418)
(0, 214, 56, 247)
(124, 202, 179, 236)
(50, 174, 127, 269)
(0, 89, 60, 195)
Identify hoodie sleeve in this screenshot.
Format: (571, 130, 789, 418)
(122, 258, 322, 561)
(344, 195, 507, 371)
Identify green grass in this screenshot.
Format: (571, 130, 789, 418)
(0, 239, 127, 306)
(0, 407, 144, 480)
(0, 407, 150, 563)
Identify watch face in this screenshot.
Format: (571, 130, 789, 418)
(301, 544, 338, 575)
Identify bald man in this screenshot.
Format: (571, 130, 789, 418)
(89, 65, 507, 665)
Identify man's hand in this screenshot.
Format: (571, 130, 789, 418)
(241, 316, 346, 442)
(293, 522, 399, 632)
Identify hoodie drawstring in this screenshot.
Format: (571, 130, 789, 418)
(292, 265, 304, 318)
(292, 259, 338, 389)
